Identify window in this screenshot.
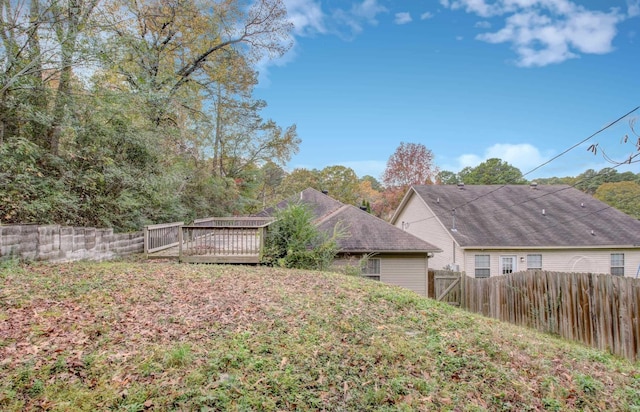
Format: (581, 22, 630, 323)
(527, 254, 542, 270)
(475, 255, 490, 278)
(362, 258, 381, 281)
(611, 253, 624, 276)
(500, 256, 516, 275)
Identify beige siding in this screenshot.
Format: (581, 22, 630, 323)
(462, 249, 640, 278)
(332, 254, 429, 295)
(379, 255, 428, 296)
(394, 192, 458, 271)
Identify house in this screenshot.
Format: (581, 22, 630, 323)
(258, 188, 442, 296)
(391, 184, 640, 278)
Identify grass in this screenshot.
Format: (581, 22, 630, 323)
(0, 259, 639, 411)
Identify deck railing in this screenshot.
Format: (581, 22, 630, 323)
(193, 217, 274, 227)
(178, 222, 271, 264)
(144, 221, 184, 255)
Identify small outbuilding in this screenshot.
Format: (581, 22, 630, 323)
(258, 188, 441, 296)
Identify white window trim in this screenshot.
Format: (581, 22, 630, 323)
(500, 255, 517, 275)
(527, 254, 542, 270)
(475, 255, 490, 278)
(611, 253, 624, 276)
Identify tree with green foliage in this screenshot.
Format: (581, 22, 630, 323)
(0, 0, 296, 230)
(318, 165, 360, 205)
(280, 168, 322, 199)
(436, 170, 459, 185)
(574, 168, 639, 195)
(532, 176, 575, 185)
(261, 203, 342, 271)
(458, 158, 527, 185)
(595, 181, 640, 219)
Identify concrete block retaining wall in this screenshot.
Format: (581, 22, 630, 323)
(0, 225, 143, 262)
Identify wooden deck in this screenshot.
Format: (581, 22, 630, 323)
(145, 218, 273, 263)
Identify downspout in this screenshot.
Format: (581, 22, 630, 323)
(452, 241, 456, 264)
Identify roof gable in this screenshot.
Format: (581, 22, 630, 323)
(409, 184, 640, 248)
(260, 188, 441, 253)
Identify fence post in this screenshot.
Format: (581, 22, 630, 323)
(428, 270, 435, 299)
(460, 272, 465, 309)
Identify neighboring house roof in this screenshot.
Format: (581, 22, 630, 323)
(393, 184, 640, 248)
(258, 188, 441, 254)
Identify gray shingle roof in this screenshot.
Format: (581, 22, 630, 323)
(409, 184, 640, 248)
(260, 188, 441, 253)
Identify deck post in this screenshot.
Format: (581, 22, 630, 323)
(259, 226, 267, 261)
(178, 226, 183, 262)
(143, 226, 149, 257)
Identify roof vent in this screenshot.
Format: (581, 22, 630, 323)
(530, 182, 538, 189)
(321, 190, 328, 195)
(457, 182, 465, 189)
(359, 205, 367, 211)
(591, 230, 595, 236)
(581, 202, 584, 208)
(542, 209, 546, 216)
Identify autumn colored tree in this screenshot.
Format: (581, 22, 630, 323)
(370, 186, 406, 220)
(357, 178, 381, 211)
(382, 142, 439, 188)
(378, 142, 438, 218)
(360, 175, 383, 191)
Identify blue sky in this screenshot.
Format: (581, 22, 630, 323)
(255, 0, 640, 181)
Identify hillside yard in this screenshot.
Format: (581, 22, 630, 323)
(1, 260, 639, 411)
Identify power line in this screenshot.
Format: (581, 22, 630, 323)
(403, 160, 635, 228)
(402, 105, 640, 227)
(522, 105, 639, 178)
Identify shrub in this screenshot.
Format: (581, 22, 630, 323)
(261, 203, 342, 271)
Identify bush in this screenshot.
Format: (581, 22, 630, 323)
(261, 203, 342, 271)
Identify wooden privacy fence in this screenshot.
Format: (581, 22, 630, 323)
(428, 270, 461, 306)
(144, 221, 183, 254)
(461, 271, 640, 361)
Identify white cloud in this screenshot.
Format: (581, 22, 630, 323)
(456, 35, 464, 40)
(260, 0, 387, 82)
(332, 0, 388, 36)
(284, 0, 326, 36)
(475, 20, 492, 28)
(440, 0, 632, 67)
(394, 12, 412, 25)
(628, 0, 640, 17)
(352, 0, 388, 24)
(448, 143, 548, 174)
(421, 12, 434, 20)
(281, 0, 389, 42)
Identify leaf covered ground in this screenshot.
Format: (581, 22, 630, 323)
(0, 259, 639, 411)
